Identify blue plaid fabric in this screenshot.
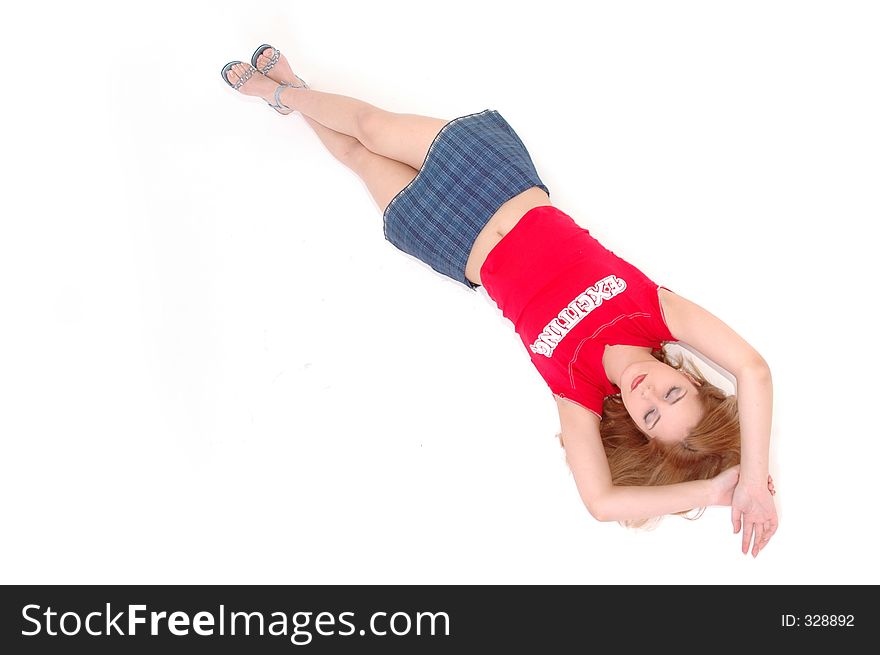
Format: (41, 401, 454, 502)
(382, 109, 550, 291)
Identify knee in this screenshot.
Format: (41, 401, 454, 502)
(355, 108, 382, 151)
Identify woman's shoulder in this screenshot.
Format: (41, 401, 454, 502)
(657, 285, 675, 311)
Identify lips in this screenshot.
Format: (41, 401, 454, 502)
(631, 374, 646, 391)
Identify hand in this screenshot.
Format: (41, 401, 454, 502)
(731, 476, 779, 557)
(710, 465, 741, 506)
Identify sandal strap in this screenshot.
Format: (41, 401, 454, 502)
(258, 47, 281, 75)
(255, 45, 312, 91)
(232, 64, 257, 90)
(272, 82, 302, 111)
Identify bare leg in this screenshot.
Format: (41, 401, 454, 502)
(280, 88, 449, 170)
(223, 64, 422, 215)
(252, 48, 450, 170)
(300, 114, 421, 214)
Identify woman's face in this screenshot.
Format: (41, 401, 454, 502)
(620, 360, 703, 444)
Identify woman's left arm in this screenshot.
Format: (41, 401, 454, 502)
(657, 288, 778, 557)
(730, 363, 777, 557)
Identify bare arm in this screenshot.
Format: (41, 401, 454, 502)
(659, 288, 773, 479)
(735, 365, 773, 483)
(556, 396, 728, 522)
(658, 288, 777, 554)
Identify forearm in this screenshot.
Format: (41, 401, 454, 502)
(595, 479, 714, 522)
(735, 364, 773, 483)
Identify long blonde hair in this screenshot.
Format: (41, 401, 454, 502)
(599, 347, 741, 528)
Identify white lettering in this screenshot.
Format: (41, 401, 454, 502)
(167, 611, 190, 636)
(268, 612, 288, 636)
(129, 604, 147, 635)
(21, 604, 42, 636)
(86, 611, 102, 636)
(231, 611, 264, 636)
(193, 611, 214, 636)
(151, 611, 167, 635)
(44, 607, 58, 636)
(106, 603, 125, 635)
(59, 612, 81, 636)
(529, 275, 627, 357)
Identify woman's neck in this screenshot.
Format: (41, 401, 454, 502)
(602, 344, 656, 388)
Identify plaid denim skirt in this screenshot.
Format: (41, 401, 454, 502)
(382, 109, 550, 290)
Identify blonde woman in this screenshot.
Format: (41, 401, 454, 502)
(221, 45, 777, 556)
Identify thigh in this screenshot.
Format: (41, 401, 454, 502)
(359, 111, 450, 171)
(344, 144, 419, 215)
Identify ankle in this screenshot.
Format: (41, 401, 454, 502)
(278, 84, 306, 109)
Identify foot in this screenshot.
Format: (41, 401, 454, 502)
(255, 47, 309, 88)
(225, 63, 280, 103)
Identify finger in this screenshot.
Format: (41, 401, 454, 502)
(731, 508, 742, 534)
(742, 521, 754, 555)
(752, 524, 765, 557)
(757, 522, 776, 555)
(756, 532, 770, 556)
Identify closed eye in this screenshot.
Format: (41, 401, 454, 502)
(644, 387, 686, 429)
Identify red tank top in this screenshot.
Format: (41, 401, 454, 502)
(479, 205, 678, 419)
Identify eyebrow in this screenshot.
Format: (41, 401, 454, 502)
(651, 390, 688, 430)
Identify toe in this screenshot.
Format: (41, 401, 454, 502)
(225, 67, 238, 85)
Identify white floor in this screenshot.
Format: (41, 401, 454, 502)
(2, 0, 878, 584)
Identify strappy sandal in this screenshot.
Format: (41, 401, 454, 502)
(250, 43, 311, 90)
(220, 60, 305, 116)
(220, 60, 257, 90)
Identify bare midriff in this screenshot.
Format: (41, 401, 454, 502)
(464, 186, 552, 287)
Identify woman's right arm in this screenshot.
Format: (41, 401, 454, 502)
(556, 396, 731, 522)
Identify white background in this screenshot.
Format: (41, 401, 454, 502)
(1, 0, 878, 584)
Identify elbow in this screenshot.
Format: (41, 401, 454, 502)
(584, 496, 615, 522)
(741, 358, 772, 381)
(590, 509, 615, 523)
